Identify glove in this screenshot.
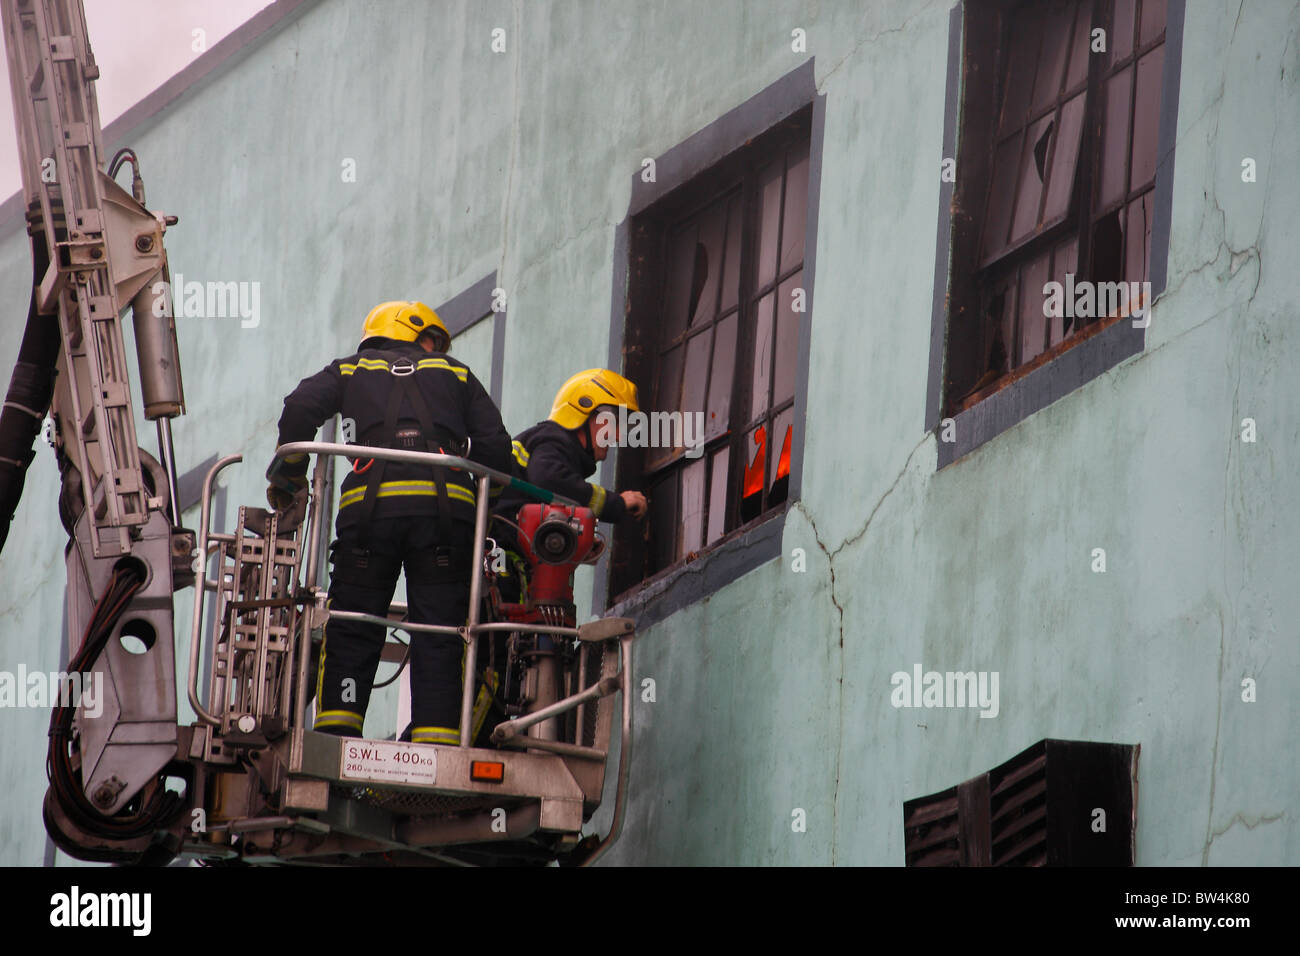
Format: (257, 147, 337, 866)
(266, 479, 306, 511)
(266, 453, 309, 511)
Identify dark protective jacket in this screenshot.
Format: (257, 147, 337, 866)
(498, 419, 627, 524)
(276, 338, 511, 530)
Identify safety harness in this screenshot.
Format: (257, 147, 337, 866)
(349, 352, 463, 567)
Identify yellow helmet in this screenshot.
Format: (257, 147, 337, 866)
(360, 301, 450, 350)
(549, 369, 640, 430)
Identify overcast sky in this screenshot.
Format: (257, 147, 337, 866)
(1, 0, 274, 198)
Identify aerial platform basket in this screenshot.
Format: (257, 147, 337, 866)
(176, 441, 636, 867)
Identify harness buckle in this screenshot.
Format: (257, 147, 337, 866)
(434, 545, 454, 569)
(390, 358, 416, 377)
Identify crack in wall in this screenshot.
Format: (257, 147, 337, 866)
(816, 0, 943, 93)
(511, 213, 611, 293)
(792, 432, 931, 865)
(1206, 810, 1285, 850)
(1201, 606, 1227, 865)
(0, 550, 61, 622)
(1182, 0, 1294, 864)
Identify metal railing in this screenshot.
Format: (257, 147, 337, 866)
(186, 441, 635, 863)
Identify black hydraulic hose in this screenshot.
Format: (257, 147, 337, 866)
(0, 219, 55, 554)
(47, 564, 182, 840)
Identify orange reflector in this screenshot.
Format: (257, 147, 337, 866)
(471, 760, 505, 783)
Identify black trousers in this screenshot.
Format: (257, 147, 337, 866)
(314, 514, 472, 743)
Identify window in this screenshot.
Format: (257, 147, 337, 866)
(436, 273, 503, 403)
(903, 739, 1139, 866)
(932, 0, 1180, 450)
(610, 107, 812, 599)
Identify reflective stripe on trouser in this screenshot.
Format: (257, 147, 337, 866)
(410, 647, 500, 745)
(317, 515, 473, 736)
(315, 709, 364, 733)
(472, 670, 499, 743)
(410, 726, 460, 744)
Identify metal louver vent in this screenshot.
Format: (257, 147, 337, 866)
(990, 740, 1049, 865)
(903, 738, 1137, 866)
(903, 786, 960, 866)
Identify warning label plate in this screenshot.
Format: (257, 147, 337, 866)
(340, 739, 437, 786)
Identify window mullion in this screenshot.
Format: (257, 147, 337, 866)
(728, 159, 763, 535)
(1076, 0, 1109, 292)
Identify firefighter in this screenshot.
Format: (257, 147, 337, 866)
(499, 368, 648, 531)
(480, 370, 648, 732)
(266, 301, 511, 742)
(490, 368, 648, 596)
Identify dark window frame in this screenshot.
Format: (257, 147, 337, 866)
(617, 113, 810, 591)
(592, 62, 826, 627)
(438, 271, 505, 404)
(926, 0, 1185, 467)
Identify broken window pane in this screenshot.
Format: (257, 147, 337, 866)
(1125, 193, 1153, 286)
(1049, 237, 1078, 343)
(648, 344, 684, 472)
(1089, 209, 1125, 309)
(1010, 113, 1054, 242)
(1042, 92, 1085, 223)
(750, 292, 775, 421)
(1000, 7, 1043, 132)
(782, 145, 810, 269)
(983, 132, 1023, 260)
(774, 272, 802, 410)
(1108, 0, 1136, 66)
(1018, 251, 1051, 364)
(996, 279, 1015, 375)
(756, 162, 783, 289)
(1130, 46, 1164, 191)
(706, 448, 729, 543)
(1064, 0, 1092, 92)
(681, 457, 705, 555)
(655, 344, 684, 418)
(1097, 67, 1133, 212)
(768, 407, 793, 508)
(681, 328, 711, 417)
(1140, 0, 1167, 46)
(980, 272, 1016, 386)
(706, 312, 737, 440)
(720, 193, 742, 313)
(690, 200, 727, 327)
(1031, 1, 1075, 115)
(739, 425, 766, 524)
(648, 471, 679, 571)
(663, 225, 696, 343)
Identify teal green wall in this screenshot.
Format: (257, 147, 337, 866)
(0, 0, 1295, 865)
